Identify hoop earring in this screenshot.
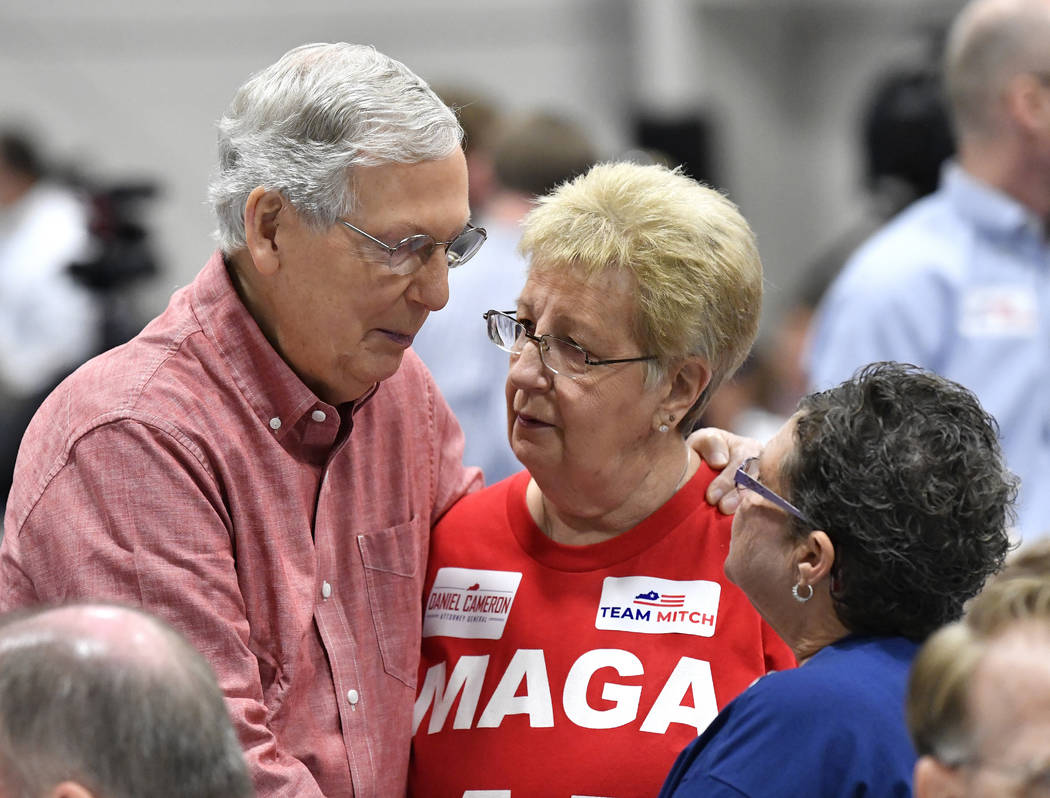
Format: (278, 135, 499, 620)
(792, 582, 813, 603)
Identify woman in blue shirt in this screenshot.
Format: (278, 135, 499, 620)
(660, 363, 1016, 798)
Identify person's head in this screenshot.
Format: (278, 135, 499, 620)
(944, 0, 1050, 155)
(992, 538, 1050, 582)
(863, 65, 955, 203)
(432, 86, 502, 216)
(909, 577, 1050, 797)
(725, 362, 1015, 658)
(498, 161, 761, 499)
(0, 603, 253, 798)
(491, 110, 597, 198)
(209, 43, 482, 405)
(0, 130, 44, 207)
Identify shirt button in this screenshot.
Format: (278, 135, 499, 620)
(347, 689, 360, 706)
(311, 409, 327, 423)
(321, 580, 332, 599)
(268, 417, 281, 430)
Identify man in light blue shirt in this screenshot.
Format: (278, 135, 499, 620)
(808, 0, 1050, 541)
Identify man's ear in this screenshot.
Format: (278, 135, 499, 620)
(659, 357, 712, 425)
(913, 755, 965, 798)
(1006, 72, 1050, 134)
(243, 187, 286, 276)
(796, 529, 835, 587)
(48, 781, 96, 798)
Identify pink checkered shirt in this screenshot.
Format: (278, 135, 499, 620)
(0, 251, 482, 797)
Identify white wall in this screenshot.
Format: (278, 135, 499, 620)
(0, 0, 965, 332)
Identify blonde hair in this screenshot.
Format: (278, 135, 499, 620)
(907, 577, 1050, 764)
(518, 161, 763, 432)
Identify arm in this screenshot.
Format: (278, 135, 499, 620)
(0, 421, 326, 797)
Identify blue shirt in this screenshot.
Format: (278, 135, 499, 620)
(659, 636, 919, 798)
(413, 218, 528, 483)
(807, 163, 1050, 541)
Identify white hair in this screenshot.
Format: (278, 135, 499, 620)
(208, 43, 463, 252)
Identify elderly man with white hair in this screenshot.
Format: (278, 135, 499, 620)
(0, 43, 487, 797)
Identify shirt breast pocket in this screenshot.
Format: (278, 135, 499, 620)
(358, 514, 428, 687)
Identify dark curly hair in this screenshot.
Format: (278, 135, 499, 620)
(782, 362, 1016, 641)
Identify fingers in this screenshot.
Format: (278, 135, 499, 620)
(687, 427, 761, 514)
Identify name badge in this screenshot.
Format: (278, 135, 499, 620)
(423, 567, 522, 640)
(960, 286, 1038, 337)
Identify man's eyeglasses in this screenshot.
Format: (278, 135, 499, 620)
(483, 309, 656, 380)
(340, 220, 487, 276)
(734, 456, 813, 526)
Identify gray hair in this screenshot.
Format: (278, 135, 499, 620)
(0, 604, 254, 798)
(209, 42, 462, 253)
(945, 0, 1050, 138)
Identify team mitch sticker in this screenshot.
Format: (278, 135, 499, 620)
(595, 576, 721, 637)
(423, 567, 523, 640)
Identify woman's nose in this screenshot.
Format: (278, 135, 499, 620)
(507, 337, 551, 389)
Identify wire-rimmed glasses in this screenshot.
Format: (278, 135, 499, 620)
(340, 220, 487, 276)
(734, 456, 813, 526)
(484, 309, 656, 380)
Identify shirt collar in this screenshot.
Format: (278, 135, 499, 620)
(189, 251, 367, 440)
(943, 161, 1046, 240)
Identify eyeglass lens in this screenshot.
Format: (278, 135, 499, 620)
(487, 312, 588, 376)
(390, 227, 486, 273)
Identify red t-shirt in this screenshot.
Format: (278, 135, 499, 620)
(410, 467, 795, 798)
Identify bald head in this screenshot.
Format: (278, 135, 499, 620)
(945, 0, 1050, 139)
(0, 604, 182, 668)
(0, 603, 253, 798)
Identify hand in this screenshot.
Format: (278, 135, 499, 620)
(687, 427, 761, 515)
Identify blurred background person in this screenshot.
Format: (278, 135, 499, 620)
(414, 109, 597, 481)
(661, 363, 1015, 798)
(908, 577, 1050, 798)
(0, 602, 254, 798)
(807, 0, 1050, 542)
(432, 86, 502, 222)
(0, 129, 100, 507)
(411, 162, 793, 798)
(700, 52, 955, 445)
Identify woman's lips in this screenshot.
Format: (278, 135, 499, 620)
(515, 411, 553, 429)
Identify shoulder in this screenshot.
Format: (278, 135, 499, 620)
(434, 472, 525, 531)
(668, 640, 916, 797)
(835, 194, 970, 291)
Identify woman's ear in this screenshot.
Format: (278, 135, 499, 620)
(659, 356, 712, 424)
(796, 529, 835, 587)
(913, 755, 966, 798)
(243, 187, 287, 276)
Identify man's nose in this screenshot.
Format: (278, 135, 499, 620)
(407, 250, 450, 311)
